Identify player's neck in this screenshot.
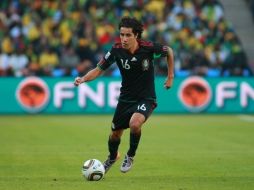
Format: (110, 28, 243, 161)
(128, 40, 139, 54)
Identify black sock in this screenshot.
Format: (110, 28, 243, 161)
(108, 137, 120, 160)
(127, 132, 141, 157)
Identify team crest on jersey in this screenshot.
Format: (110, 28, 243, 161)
(142, 59, 150, 71)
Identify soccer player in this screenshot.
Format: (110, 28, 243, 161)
(74, 16, 174, 173)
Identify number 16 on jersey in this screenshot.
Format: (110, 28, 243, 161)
(120, 59, 130, 70)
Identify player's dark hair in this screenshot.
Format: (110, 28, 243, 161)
(118, 17, 144, 39)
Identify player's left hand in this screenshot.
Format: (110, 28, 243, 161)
(164, 77, 174, 90)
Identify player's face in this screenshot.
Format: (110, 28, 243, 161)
(119, 27, 137, 50)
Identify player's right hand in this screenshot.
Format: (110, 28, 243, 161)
(74, 77, 83, 86)
(164, 77, 173, 90)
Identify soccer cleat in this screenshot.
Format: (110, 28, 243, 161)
(120, 154, 134, 173)
(103, 152, 120, 173)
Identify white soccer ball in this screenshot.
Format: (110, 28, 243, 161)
(82, 159, 105, 181)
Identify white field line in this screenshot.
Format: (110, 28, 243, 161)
(238, 114, 254, 122)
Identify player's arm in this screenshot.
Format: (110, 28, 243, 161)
(74, 47, 115, 86)
(164, 46, 174, 90)
(74, 67, 103, 86)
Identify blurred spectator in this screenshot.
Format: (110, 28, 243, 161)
(60, 45, 80, 76)
(0, 47, 12, 76)
(221, 33, 250, 76)
(39, 47, 59, 76)
(75, 38, 97, 65)
(25, 56, 43, 76)
(74, 59, 93, 77)
(201, 0, 224, 23)
(9, 48, 29, 77)
(0, 0, 252, 77)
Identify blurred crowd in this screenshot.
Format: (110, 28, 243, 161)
(0, 0, 253, 78)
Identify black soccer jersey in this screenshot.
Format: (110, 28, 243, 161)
(97, 40, 168, 102)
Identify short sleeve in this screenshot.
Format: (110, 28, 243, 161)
(97, 48, 115, 71)
(152, 43, 168, 59)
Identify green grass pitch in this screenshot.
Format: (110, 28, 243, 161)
(0, 114, 254, 190)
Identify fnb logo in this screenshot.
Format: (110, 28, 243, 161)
(179, 76, 212, 112)
(16, 77, 50, 113)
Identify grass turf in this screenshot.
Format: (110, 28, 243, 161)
(0, 115, 254, 190)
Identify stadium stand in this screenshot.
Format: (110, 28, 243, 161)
(0, 0, 253, 77)
(220, 0, 254, 75)
(246, 0, 254, 22)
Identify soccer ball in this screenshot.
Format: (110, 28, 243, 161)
(82, 159, 105, 181)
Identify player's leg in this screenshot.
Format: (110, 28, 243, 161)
(103, 101, 132, 173)
(128, 112, 145, 156)
(108, 129, 123, 160)
(120, 100, 157, 173)
(103, 129, 123, 173)
(120, 113, 145, 173)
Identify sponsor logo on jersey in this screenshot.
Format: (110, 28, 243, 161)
(104, 52, 111, 60)
(178, 76, 212, 112)
(131, 57, 137, 62)
(16, 77, 50, 113)
(142, 59, 150, 71)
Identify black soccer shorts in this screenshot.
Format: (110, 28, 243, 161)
(111, 99, 157, 131)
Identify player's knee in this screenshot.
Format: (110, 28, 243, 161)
(110, 130, 123, 140)
(129, 120, 142, 133)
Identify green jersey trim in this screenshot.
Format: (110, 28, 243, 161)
(97, 64, 104, 71)
(153, 53, 161, 59)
